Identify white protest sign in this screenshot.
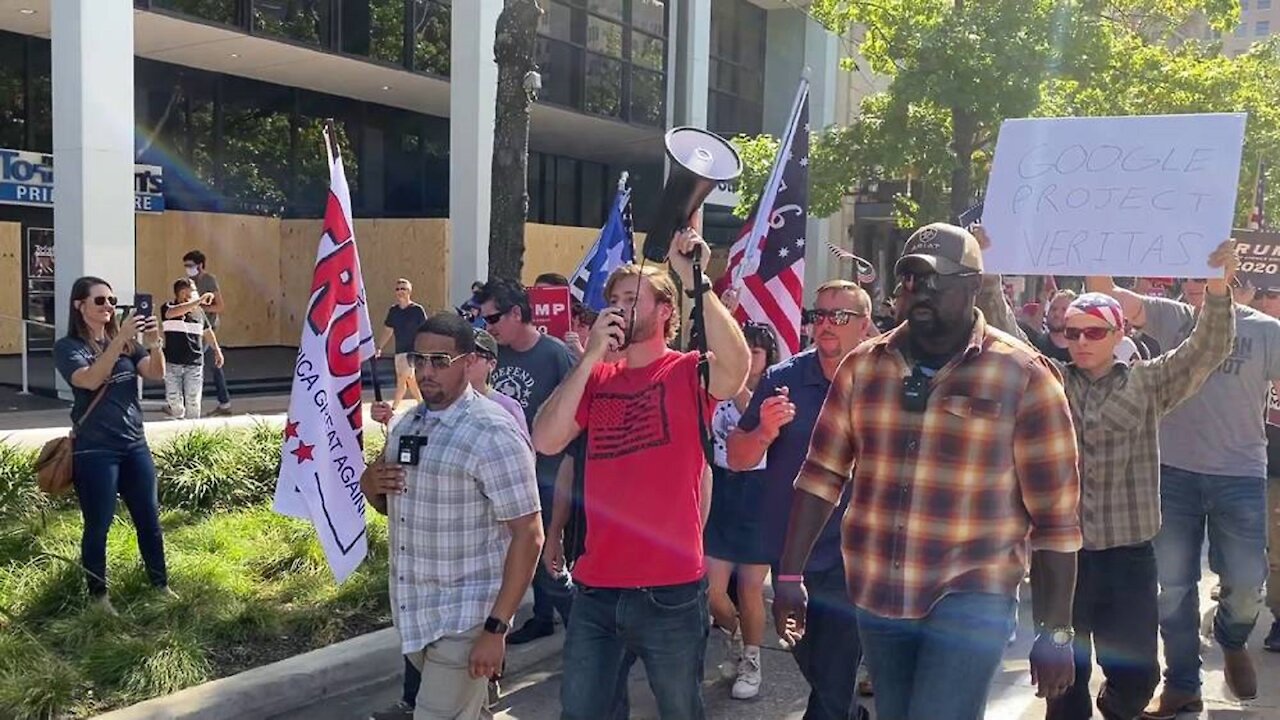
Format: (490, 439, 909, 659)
(983, 113, 1246, 277)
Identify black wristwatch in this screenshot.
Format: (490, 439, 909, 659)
(684, 274, 713, 298)
(483, 616, 510, 635)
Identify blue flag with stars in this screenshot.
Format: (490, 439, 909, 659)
(571, 184, 635, 311)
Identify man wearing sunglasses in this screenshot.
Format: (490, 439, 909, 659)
(376, 279, 428, 412)
(532, 228, 750, 720)
(360, 313, 543, 720)
(1087, 254, 1280, 716)
(725, 280, 872, 720)
(977, 229, 1237, 720)
(475, 278, 577, 645)
(774, 223, 1084, 720)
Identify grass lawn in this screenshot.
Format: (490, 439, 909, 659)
(0, 424, 392, 719)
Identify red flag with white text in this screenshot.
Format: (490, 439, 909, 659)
(273, 128, 376, 583)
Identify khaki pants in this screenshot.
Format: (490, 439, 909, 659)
(407, 625, 490, 720)
(1269, 480, 1280, 617)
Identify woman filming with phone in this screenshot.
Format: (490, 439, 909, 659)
(53, 276, 174, 615)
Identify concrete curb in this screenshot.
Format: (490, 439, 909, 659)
(96, 599, 562, 720)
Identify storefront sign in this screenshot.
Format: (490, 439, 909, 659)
(0, 148, 165, 213)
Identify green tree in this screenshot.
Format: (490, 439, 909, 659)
(733, 0, 1277, 228)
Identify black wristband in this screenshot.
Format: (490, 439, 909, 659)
(684, 275, 712, 299)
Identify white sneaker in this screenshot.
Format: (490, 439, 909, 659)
(718, 626, 744, 680)
(731, 646, 762, 699)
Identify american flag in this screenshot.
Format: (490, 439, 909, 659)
(1249, 159, 1267, 231)
(721, 80, 809, 358)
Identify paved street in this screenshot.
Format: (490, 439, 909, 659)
(294, 572, 1280, 720)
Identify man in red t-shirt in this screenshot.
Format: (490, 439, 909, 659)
(533, 228, 750, 719)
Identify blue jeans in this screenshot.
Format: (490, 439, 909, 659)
(856, 592, 1015, 720)
(782, 566, 865, 720)
(532, 481, 573, 625)
(1155, 466, 1268, 693)
(204, 345, 230, 405)
(560, 579, 709, 719)
(72, 443, 168, 597)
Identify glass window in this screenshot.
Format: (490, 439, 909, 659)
(536, 38, 580, 108)
(586, 16, 623, 57)
(367, 0, 406, 65)
(412, 0, 451, 75)
(1236, 22, 1247, 36)
(541, 152, 558, 222)
(555, 157, 579, 225)
(1259, 0, 1272, 8)
(1259, 20, 1272, 34)
(631, 31, 664, 70)
(539, 1, 575, 42)
(630, 68, 664, 127)
(219, 75, 293, 214)
(709, 0, 766, 136)
(0, 34, 26, 150)
(151, 0, 239, 26)
(253, 0, 332, 46)
(27, 41, 51, 153)
(632, 0, 667, 36)
(1242, 0, 1251, 9)
(584, 54, 623, 117)
(579, 161, 606, 228)
(588, 0, 624, 20)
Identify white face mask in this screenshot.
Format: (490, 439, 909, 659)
(185, 266, 200, 278)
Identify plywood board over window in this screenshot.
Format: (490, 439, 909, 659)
(0, 222, 22, 354)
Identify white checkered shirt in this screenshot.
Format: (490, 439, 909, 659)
(387, 387, 540, 654)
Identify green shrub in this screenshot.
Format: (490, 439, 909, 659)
(0, 444, 50, 523)
(152, 423, 283, 513)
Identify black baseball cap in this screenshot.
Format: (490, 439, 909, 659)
(895, 223, 984, 276)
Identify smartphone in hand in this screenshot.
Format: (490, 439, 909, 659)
(135, 293, 154, 319)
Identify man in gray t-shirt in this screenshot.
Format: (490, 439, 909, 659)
(478, 278, 576, 644)
(183, 249, 232, 415)
(1090, 274, 1280, 712)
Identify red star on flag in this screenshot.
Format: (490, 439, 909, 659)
(291, 441, 315, 464)
(284, 420, 300, 440)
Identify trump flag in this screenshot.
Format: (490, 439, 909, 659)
(273, 126, 376, 583)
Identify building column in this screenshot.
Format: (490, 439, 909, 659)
(449, 0, 501, 301)
(671, 0, 711, 128)
(52, 0, 136, 349)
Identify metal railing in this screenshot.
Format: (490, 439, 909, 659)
(0, 313, 56, 396)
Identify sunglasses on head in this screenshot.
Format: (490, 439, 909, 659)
(743, 321, 777, 346)
(91, 296, 118, 307)
(406, 352, 471, 370)
(1064, 326, 1115, 342)
(808, 309, 864, 326)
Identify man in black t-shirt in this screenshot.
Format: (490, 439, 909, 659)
(162, 278, 222, 420)
(376, 278, 428, 411)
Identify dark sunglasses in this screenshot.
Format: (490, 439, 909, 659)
(482, 310, 507, 326)
(895, 270, 979, 293)
(91, 296, 118, 307)
(1260, 291, 1280, 300)
(407, 351, 471, 370)
(1064, 326, 1115, 342)
(808, 309, 864, 327)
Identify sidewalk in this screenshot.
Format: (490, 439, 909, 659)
(289, 568, 1280, 720)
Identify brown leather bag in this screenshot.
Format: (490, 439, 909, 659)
(36, 386, 109, 495)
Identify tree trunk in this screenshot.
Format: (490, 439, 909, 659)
(488, 0, 542, 282)
(949, 105, 976, 221)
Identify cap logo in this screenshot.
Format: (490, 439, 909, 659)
(919, 227, 938, 242)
